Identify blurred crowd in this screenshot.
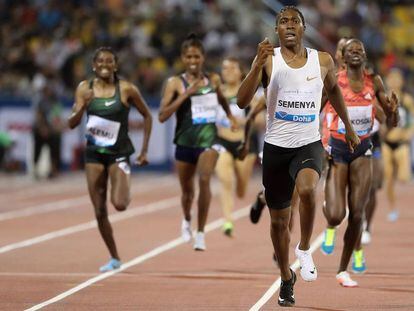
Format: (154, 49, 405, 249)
(1, 0, 414, 174)
(0, 0, 413, 99)
(293, 0, 414, 93)
(0, 0, 264, 99)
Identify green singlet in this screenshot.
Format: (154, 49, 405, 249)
(85, 79, 134, 156)
(174, 74, 219, 148)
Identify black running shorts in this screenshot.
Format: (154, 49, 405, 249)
(213, 136, 257, 159)
(85, 148, 130, 166)
(212, 136, 242, 158)
(262, 140, 324, 210)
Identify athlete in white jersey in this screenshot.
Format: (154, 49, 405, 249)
(237, 6, 360, 307)
(265, 47, 322, 147)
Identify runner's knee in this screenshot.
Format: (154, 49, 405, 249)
(270, 215, 290, 233)
(199, 171, 213, 186)
(110, 190, 130, 211)
(297, 184, 316, 203)
(111, 199, 128, 211)
(327, 211, 346, 227)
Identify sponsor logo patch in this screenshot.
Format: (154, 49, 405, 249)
(275, 111, 316, 123)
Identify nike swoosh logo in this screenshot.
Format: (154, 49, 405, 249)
(201, 89, 209, 94)
(104, 100, 116, 106)
(278, 295, 294, 303)
(301, 158, 314, 164)
(306, 76, 317, 81)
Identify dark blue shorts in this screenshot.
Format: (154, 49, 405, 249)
(328, 136, 372, 164)
(371, 132, 382, 159)
(175, 145, 206, 165)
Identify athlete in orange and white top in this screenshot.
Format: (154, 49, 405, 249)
(321, 39, 398, 287)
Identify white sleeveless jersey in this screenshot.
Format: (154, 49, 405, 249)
(371, 118, 380, 134)
(265, 47, 323, 148)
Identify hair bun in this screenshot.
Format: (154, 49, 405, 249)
(186, 33, 198, 40)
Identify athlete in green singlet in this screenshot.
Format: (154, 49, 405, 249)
(159, 34, 237, 251)
(68, 47, 152, 272)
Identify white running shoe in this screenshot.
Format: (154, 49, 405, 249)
(295, 244, 317, 281)
(336, 271, 358, 287)
(193, 232, 206, 251)
(361, 230, 371, 245)
(181, 219, 192, 243)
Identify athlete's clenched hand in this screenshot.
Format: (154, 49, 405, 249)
(135, 152, 149, 166)
(82, 89, 94, 107)
(345, 129, 360, 153)
(254, 38, 274, 68)
(185, 78, 203, 97)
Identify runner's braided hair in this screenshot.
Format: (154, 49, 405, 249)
(181, 33, 205, 55)
(275, 6, 306, 29)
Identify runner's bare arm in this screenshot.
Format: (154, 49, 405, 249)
(124, 81, 152, 166)
(319, 52, 360, 151)
(158, 77, 201, 122)
(238, 99, 266, 160)
(375, 102, 386, 124)
(403, 93, 414, 138)
(211, 73, 238, 130)
(320, 88, 329, 111)
(237, 38, 273, 109)
(374, 102, 386, 124)
(68, 81, 92, 129)
(211, 73, 231, 116)
(373, 75, 399, 127)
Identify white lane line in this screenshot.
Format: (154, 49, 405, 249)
(0, 176, 175, 222)
(0, 182, 220, 254)
(0, 173, 171, 200)
(24, 206, 250, 311)
(249, 232, 325, 311)
(0, 196, 179, 254)
(0, 196, 89, 221)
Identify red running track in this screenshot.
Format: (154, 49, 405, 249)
(0, 172, 413, 310)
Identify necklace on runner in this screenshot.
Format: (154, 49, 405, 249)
(285, 48, 305, 64)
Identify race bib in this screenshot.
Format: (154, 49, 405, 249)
(398, 106, 408, 128)
(85, 115, 121, 147)
(216, 103, 244, 128)
(191, 93, 219, 125)
(275, 92, 318, 123)
(338, 105, 372, 136)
